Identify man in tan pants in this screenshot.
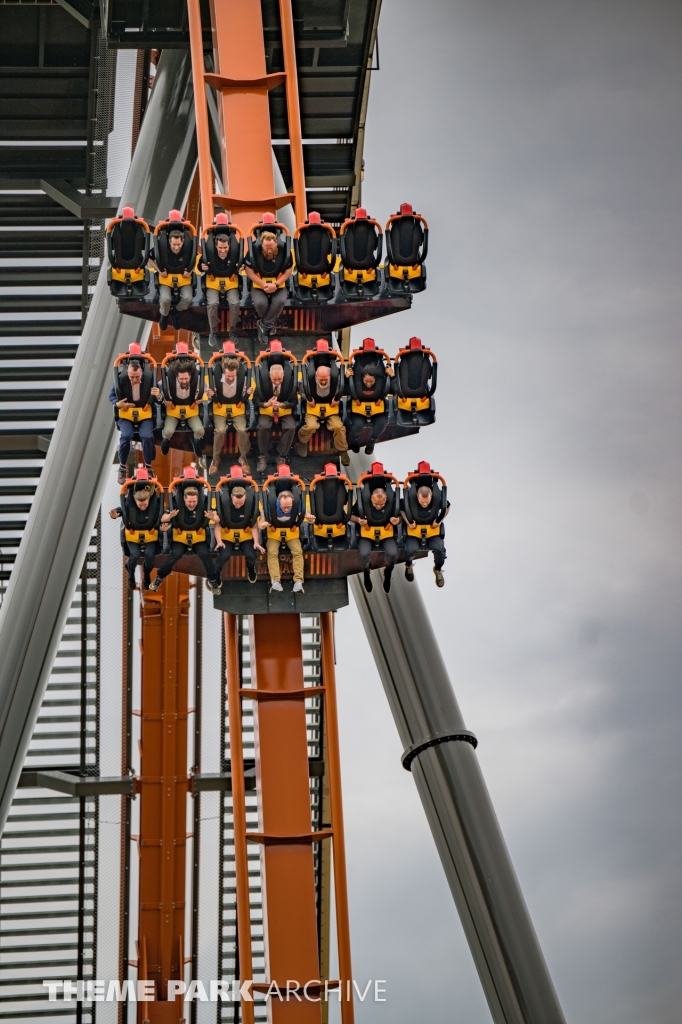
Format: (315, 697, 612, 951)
(296, 364, 350, 465)
(258, 488, 315, 594)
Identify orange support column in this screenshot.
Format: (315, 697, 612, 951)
(247, 614, 325, 1023)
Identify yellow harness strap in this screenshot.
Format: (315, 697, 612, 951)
(118, 404, 153, 422)
(223, 527, 252, 543)
(111, 267, 145, 284)
(389, 263, 423, 280)
(166, 402, 200, 419)
(406, 522, 441, 539)
(297, 271, 331, 288)
(397, 395, 430, 413)
(360, 523, 394, 541)
(125, 528, 158, 543)
(342, 267, 377, 284)
(351, 398, 385, 416)
(313, 522, 346, 538)
(252, 276, 285, 291)
(205, 274, 239, 291)
(213, 401, 246, 418)
(259, 405, 292, 418)
(172, 527, 206, 545)
(157, 271, 193, 287)
(267, 525, 300, 541)
(306, 401, 337, 418)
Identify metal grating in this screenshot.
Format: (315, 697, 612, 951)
(215, 615, 324, 1024)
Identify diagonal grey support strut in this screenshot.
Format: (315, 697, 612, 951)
(0, 49, 200, 834)
(348, 455, 566, 1024)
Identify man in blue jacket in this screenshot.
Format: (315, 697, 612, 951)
(109, 358, 158, 483)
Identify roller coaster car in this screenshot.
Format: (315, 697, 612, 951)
(153, 209, 197, 302)
(346, 338, 393, 422)
(383, 203, 428, 296)
(354, 461, 401, 545)
(167, 464, 210, 553)
(292, 212, 337, 304)
(402, 462, 448, 544)
(201, 212, 243, 302)
(300, 339, 345, 412)
(393, 337, 437, 427)
(113, 342, 158, 426)
(253, 340, 299, 419)
(215, 466, 260, 547)
(308, 463, 352, 552)
(106, 206, 151, 298)
(160, 342, 209, 430)
(261, 464, 307, 546)
(208, 341, 254, 429)
(119, 467, 164, 553)
(337, 207, 383, 300)
(246, 212, 292, 294)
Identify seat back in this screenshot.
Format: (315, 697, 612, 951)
(262, 468, 307, 529)
(339, 209, 382, 270)
(113, 349, 157, 406)
(161, 346, 204, 405)
(168, 473, 210, 530)
(121, 483, 164, 531)
(202, 219, 243, 279)
(294, 218, 336, 275)
(348, 340, 392, 402)
(107, 209, 150, 270)
(208, 347, 251, 401)
(247, 214, 291, 278)
(385, 205, 428, 267)
(216, 477, 260, 529)
(403, 464, 448, 525)
(154, 211, 197, 275)
(301, 341, 344, 403)
(355, 465, 400, 526)
(254, 345, 297, 405)
(310, 472, 351, 526)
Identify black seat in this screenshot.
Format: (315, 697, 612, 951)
(261, 465, 307, 543)
(337, 208, 383, 300)
(308, 463, 352, 551)
(293, 212, 337, 304)
(160, 342, 209, 434)
(393, 337, 437, 427)
(246, 212, 292, 296)
(354, 462, 401, 545)
(345, 337, 393, 428)
(153, 209, 197, 302)
(167, 465, 210, 553)
(253, 340, 299, 421)
(201, 212, 243, 303)
(383, 203, 428, 296)
(208, 341, 254, 429)
(113, 342, 160, 433)
(119, 468, 164, 554)
(106, 206, 150, 298)
(402, 462, 448, 546)
(215, 465, 260, 545)
(300, 339, 345, 411)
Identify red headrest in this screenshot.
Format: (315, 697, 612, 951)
(400, 203, 414, 216)
(277, 464, 290, 477)
(409, 337, 423, 350)
(168, 209, 183, 222)
(362, 338, 376, 351)
(315, 339, 329, 353)
(175, 342, 189, 355)
(355, 208, 367, 220)
(122, 206, 135, 220)
(215, 213, 229, 225)
(223, 341, 236, 355)
(230, 465, 244, 479)
(135, 466, 149, 481)
(371, 462, 385, 476)
(183, 465, 198, 479)
(128, 342, 142, 356)
(308, 212, 321, 225)
(324, 463, 338, 477)
(262, 212, 275, 225)
(269, 340, 283, 353)
(417, 461, 432, 475)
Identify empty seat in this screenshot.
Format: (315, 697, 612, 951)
(106, 206, 151, 297)
(337, 207, 383, 299)
(383, 203, 428, 296)
(393, 337, 437, 427)
(308, 463, 352, 551)
(293, 212, 337, 303)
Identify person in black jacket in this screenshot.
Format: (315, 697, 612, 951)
(150, 229, 194, 329)
(346, 362, 393, 455)
(201, 231, 241, 348)
(109, 483, 159, 590)
(149, 485, 222, 594)
(109, 358, 158, 484)
(244, 231, 293, 344)
(351, 485, 401, 594)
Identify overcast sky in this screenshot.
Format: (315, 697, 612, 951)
(332, 2, 682, 1023)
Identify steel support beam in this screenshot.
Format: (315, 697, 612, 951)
(0, 48, 199, 835)
(350, 562, 567, 1024)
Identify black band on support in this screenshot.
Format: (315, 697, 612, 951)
(402, 730, 478, 771)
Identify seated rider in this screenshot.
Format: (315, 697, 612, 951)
(159, 351, 207, 461)
(253, 344, 298, 473)
(109, 474, 162, 591)
(200, 215, 243, 348)
(351, 463, 401, 594)
(401, 462, 449, 588)
(149, 213, 196, 330)
(244, 224, 293, 345)
(296, 340, 350, 466)
(346, 339, 394, 455)
(209, 352, 253, 476)
(110, 349, 157, 485)
(258, 468, 314, 594)
(211, 469, 264, 585)
(149, 472, 222, 594)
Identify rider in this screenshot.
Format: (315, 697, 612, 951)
(211, 473, 264, 585)
(209, 355, 253, 476)
(110, 355, 157, 485)
(150, 227, 195, 330)
(159, 356, 207, 460)
(346, 340, 394, 455)
(351, 464, 401, 594)
(254, 349, 298, 473)
(244, 230, 293, 345)
(258, 468, 314, 594)
(296, 341, 350, 466)
(200, 217, 242, 348)
(149, 480, 222, 594)
(401, 463, 449, 588)
(109, 478, 161, 591)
